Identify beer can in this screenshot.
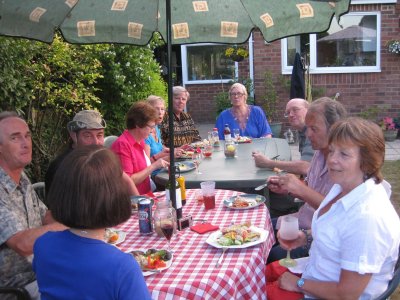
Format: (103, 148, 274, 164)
(138, 198, 153, 235)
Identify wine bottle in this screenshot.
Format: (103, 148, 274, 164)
(165, 178, 182, 220)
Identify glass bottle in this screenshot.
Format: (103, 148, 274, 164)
(176, 175, 186, 206)
(224, 124, 231, 141)
(165, 170, 182, 220)
(212, 127, 221, 151)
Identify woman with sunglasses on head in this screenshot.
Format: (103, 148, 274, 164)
(215, 83, 272, 139)
(112, 101, 169, 195)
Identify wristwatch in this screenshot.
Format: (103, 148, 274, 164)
(297, 278, 305, 289)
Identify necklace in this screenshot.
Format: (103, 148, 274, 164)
(231, 105, 250, 130)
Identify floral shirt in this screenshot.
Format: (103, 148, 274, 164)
(0, 167, 47, 287)
(160, 112, 201, 147)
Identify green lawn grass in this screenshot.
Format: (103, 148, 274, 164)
(382, 160, 400, 300)
(383, 160, 400, 215)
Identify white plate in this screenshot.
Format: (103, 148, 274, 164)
(128, 249, 173, 276)
(206, 226, 268, 249)
(175, 161, 196, 173)
(106, 229, 126, 245)
(236, 136, 252, 143)
(223, 194, 266, 210)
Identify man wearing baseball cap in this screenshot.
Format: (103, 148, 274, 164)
(45, 110, 138, 199)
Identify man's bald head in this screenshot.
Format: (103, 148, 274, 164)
(285, 98, 309, 130)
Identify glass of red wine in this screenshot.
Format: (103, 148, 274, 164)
(158, 211, 175, 253)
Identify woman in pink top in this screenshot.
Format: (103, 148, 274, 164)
(111, 101, 169, 194)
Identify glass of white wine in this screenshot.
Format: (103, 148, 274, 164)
(192, 152, 202, 174)
(278, 216, 299, 267)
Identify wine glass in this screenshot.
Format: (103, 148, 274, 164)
(158, 211, 175, 252)
(192, 152, 202, 174)
(278, 216, 299, 267)
(233, 128, 240, 143)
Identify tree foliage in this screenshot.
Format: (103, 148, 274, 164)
(0, 35, 167, 182)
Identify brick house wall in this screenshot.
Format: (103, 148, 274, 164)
(186, 2, 399, 128)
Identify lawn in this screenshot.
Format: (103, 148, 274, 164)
(382, 160, 400, 300)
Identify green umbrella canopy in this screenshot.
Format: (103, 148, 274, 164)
(0, 0, 350, 45)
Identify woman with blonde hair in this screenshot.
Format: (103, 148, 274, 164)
(145, 95, 183, 163)
(215, 82, 272, 139)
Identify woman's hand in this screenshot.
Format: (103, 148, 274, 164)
(278, 272, 302, 292)
(277, 230, 306, 250)
(153, 158, 169, 170)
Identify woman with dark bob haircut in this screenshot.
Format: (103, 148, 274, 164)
(112, 101, 169, 194)
(33, 145, 151, 299)
(275, 117, 400, 299)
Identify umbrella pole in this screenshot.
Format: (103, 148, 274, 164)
(166, 0, 176, 203)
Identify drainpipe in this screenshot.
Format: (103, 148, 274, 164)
(249, 34, 255, 101)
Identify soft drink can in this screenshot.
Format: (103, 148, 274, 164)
(138, 198, 153, 235)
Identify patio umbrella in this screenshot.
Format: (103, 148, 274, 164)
(0, 0, 351, 199)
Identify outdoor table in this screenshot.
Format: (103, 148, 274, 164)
(154, 138, 292, 190)
(116, 189, 275, 300)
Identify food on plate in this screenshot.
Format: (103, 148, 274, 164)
(236, 136, 252, 143)
(191, 139, 210, 149)
(130, 249, 172, 270)
(232, 196, 250, 207)
(180, 150, 194, 158)
(177, 163, 190, 171)
(273, 167, 283, 174)
(104, 229, 119, 244)
(217, 223, 260, 246)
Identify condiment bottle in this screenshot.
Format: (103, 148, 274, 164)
(176, 175, 186, 206)
(212, 127, 221, 151)
(224, 124, 231, 141)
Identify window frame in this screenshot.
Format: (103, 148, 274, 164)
(281, 11, 381, 75)
(181, 43, 239, 85)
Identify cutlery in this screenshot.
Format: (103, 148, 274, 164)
(216, 247, 228, 267)
(254, 183, 269, 191)
(142, 268, 162, 273)
(271, 155, 280, 160)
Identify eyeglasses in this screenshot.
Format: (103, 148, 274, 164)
(229, 92, 244, 97)
(284, 107, 303, 118)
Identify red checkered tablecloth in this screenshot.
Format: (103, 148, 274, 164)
(117, 189, 275, 300)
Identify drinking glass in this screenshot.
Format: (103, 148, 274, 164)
(279, 216, 299, 267)
(192, 152, 202, 174)
(157, 210, 175, 252)
(233, 128, 240, 142)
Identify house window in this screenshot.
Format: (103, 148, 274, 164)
(181, 44, 236, 84)
(282, 12, 380, 74)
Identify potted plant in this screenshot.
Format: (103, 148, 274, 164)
(225, 45, 249, 62)
(380, 117, 397, 141)
(387, 40, 400, 55)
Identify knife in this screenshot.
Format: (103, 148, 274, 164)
(254, 183, 269, 191)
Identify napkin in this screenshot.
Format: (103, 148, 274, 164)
(190, 223, 219, 234)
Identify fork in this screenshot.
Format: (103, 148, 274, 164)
(216, 247, 228, 267)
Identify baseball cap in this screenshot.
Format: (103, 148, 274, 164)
(67, 110, 106, 133)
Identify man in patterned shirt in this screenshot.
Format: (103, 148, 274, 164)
(160, 86, 202, 147)
(0, 111, 65, 299)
